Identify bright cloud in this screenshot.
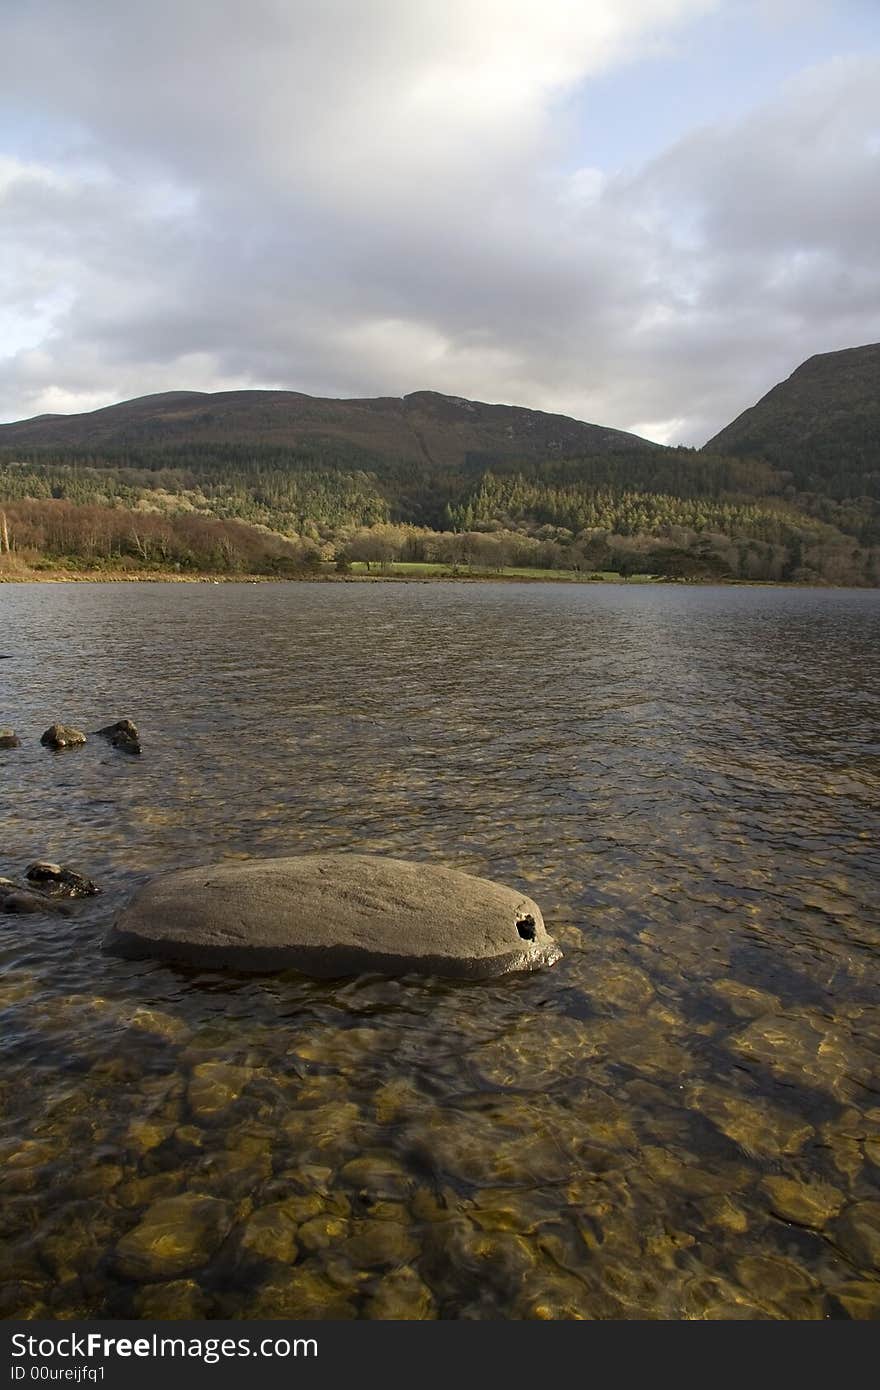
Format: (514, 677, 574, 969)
(0, 0, 877, 442)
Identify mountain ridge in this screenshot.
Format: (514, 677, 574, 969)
(0, 386, 654, 469)
(1, 347, 878, 585)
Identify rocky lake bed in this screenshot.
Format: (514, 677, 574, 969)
(0, 580, 878, 1319)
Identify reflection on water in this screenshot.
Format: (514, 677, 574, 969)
(0, 581, 878, 1319)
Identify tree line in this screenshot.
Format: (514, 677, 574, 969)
(336, 521, 877, 586)
(0, 500, 320, 575)
(1, 435, 877, 585)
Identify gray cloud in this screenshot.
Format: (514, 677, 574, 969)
(0, 1, 877, 443)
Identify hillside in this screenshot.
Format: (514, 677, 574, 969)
(1, 371, 878, 585)
(0, 388, 651, 467)
(704, 342, 880, 500)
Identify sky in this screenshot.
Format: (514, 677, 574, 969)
(0, 0, 878, 444)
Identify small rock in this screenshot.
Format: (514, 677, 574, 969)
(424, 1221, 536, 1299)
(126, 1007, 189, 1044)
(2, 1138, 60, 1169)
(365, 1266, 436, 1319)
(297, 1215, 350, 1253)
(114, 1193, 233, 1281)
(237, 1204, 300, 1264)
(25, 862, 99, 898)
(373, 1079, 425, 1125)
(283, 1100, 360, 1157)
(247, 1266, 354, 1319)
(97, 718, 138, 739)
(125, 1119, 175, 1155)
(96, 719, 141, 755)
(40, 724, 87, 749)
(698, 1194, 750, 1235)
(0, 881, 69, 916)
(37, 1214, 111, 1282)
(134, 1279, 211, 1319)
(735, 1253, 817, 1311)
(116, 1173, 184, 1209)
(187, 1061, 252, 1124)
(834, 1280, 880, 1319)
(0, 1285, 50, 1320)
(833, 1201, 880, 1272)
(174, 1126, 206, 1151)
(515, 1270, 593, 1320)
(0, 728, 21, 749)
(69, 1162, 124, 1197)
(762, 1175, 844, 1229)
(268, 1193, 325, 1224)
(680, 1275, 766, 1321)
(340, 1153, 413, 1200)
(688, 1082, 813, 1158)
(711, 978, 780, 1018)
(340, 1219, 418, 1270)
(3, 1240, 53, 1286)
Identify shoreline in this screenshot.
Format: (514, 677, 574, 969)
(0, 568, 847, 589)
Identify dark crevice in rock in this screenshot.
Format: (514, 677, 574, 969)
(516, 914, 537, 941)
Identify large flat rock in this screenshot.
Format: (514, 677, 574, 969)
(105, 853, 561, 979)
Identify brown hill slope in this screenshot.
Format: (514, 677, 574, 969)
(0, 387, 652, 468)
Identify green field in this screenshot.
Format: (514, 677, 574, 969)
(343, 561, 658, 582)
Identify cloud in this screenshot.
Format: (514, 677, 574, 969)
(0, 0, 877, 445)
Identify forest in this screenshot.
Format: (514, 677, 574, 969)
(1, 435, 877, 585)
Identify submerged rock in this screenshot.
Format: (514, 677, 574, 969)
(340, 1152, 413, 1200)
(687, 1082, 813, 1158)
(114, 1193, 233, 1281)
(246, 1265, 355, 1319)
(96, 719, 141, 755)
(761, 1175, 844, 1229)
(833, 1201, 880, 1272)
(125, 1006, 189, 1044)
(365, 1266, 436, 1319)
(105, 853, 561, 978)
(0, 879, 69, 916)
(187, 1061, 252, 1124)
(236, 1204, 300, 1264)
(834, 1280, 880, 1319)
(514, 1269, 593, 1320)
(134, 1279, 211, 1319)
(40, 724, 86, 749)
(0, 880, 42, 914)
(25, 862, 100, 898)
(341, 1219, 419, 1271)
(297, 1215, 350, 1253)
(0, 728, 21, 749)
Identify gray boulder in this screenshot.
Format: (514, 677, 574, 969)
(0, 728, 21, 748)
(105, 853, 561, 979)
(25, 862, 100, 898)
(40, 723, 87, 749)
(96, 719, 141, 755)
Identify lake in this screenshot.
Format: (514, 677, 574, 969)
(1, 580, 879, 1319)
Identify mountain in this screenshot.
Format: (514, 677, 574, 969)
(704, 343, 880, 500)
(1, 367, 878, 585)
(0, 387, 652, 468)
